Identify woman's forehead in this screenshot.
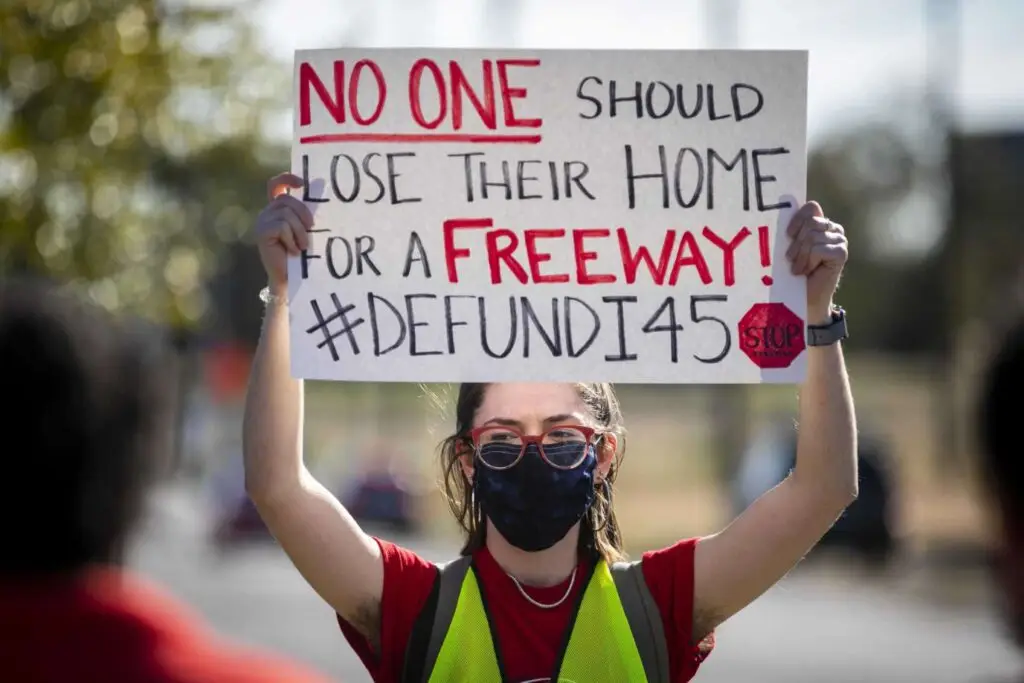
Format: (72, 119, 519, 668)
(475, 383, 586, 424)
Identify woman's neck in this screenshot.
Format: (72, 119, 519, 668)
(484, 520, 580, 587)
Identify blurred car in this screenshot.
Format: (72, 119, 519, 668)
(731, 420, 897, 565)
(207, 442, 422, 547)
(212, 495, 271, 547)
(341, 444, 421, 534)
(342, 470, 420, 534)
(208, 451, 273, 549)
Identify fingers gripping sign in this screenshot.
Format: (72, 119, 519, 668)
(784, 200, 849, 319)
(256, 173, 316, 290)
(267, 172, 301, 201)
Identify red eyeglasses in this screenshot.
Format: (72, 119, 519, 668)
(467, 424, 600, 471)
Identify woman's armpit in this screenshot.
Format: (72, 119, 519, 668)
(346, 599, 383, 653)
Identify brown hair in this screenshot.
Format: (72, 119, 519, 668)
(437, 383, 628, 563)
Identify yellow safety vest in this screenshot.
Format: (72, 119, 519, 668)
(401, 556, 669, 683)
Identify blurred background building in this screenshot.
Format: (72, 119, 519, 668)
(2, 0, 1023, 680)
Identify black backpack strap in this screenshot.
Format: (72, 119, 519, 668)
(400, 555, 472, 683)
(610, 560, 670, 683)
(400, 567, 440, 683)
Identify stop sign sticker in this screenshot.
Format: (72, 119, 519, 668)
(738, 303, 806, 369)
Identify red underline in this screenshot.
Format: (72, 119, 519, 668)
(299, 133, 542, 144)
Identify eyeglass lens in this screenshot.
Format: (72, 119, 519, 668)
(477, 427, 590, 469)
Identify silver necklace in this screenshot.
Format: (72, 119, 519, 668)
(505, 566, 577, 609)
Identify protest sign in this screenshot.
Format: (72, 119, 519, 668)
(288, 48, 808, 383)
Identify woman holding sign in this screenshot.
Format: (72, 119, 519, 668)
(244, 172, 855, 683)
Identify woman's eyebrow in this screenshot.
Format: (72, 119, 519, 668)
(481, 417, 522, 427)
(479, 414, 580, 427)
(544, 413, 580, 424)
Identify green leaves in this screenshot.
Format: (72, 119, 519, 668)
(0, 0, 286, 329)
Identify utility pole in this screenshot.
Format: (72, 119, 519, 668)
(703, 0, 750, 483)
(925, 0, 962, 481)
(705, 0, 740, 49)
(483, 0, 522, 47)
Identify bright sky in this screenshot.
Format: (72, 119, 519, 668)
(252, 0, 1024, 144)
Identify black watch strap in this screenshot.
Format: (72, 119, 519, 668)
(807, 307, 848, 347)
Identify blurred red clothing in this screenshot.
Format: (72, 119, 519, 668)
(0, 566, 331, 683)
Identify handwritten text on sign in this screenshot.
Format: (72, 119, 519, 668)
(288, 49, 809, 383)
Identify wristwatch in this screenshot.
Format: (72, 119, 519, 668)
(807, 306, 848, 347)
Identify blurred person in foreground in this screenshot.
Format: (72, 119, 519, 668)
(979, 316, 1024, 665)
(0, 278, 331, 683)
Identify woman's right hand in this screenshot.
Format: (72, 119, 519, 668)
(255, 172, 314, 291)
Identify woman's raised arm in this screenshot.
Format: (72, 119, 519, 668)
(242, 172, 385, 648)
(692, 201, 858, 641)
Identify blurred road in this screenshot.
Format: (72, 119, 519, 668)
(130, 482, 1022, 683)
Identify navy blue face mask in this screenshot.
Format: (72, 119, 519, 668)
(473, 441, 598, 553)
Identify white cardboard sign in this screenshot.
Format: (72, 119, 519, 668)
(288, 48, 808, 383)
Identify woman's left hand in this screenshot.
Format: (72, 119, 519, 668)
(785, 201, 849, 324)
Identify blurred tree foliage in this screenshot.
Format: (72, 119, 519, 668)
(808, 123, 947, 355)
(809, 123, 1023, 355)
(0, 0, 287, 330)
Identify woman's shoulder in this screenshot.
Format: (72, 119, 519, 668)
(640, 537, 701, 574)
(367, 536, 442, 630)
(632, 537, 701, 617)
(635, 538, 701, 633)
(375, 536, 444, 576)
(636, 538, 715, 679)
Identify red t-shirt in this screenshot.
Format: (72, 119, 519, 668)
(0, 567, 332, 683)
(337, 537, 714, 683)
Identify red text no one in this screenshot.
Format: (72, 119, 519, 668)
(297, 58, 543, 131)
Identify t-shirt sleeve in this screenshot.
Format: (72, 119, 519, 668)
(336, 537, 438, 682)
(641, 537, 715, 682)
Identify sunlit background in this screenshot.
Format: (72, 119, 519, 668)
(3, 1, 1024, 681)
